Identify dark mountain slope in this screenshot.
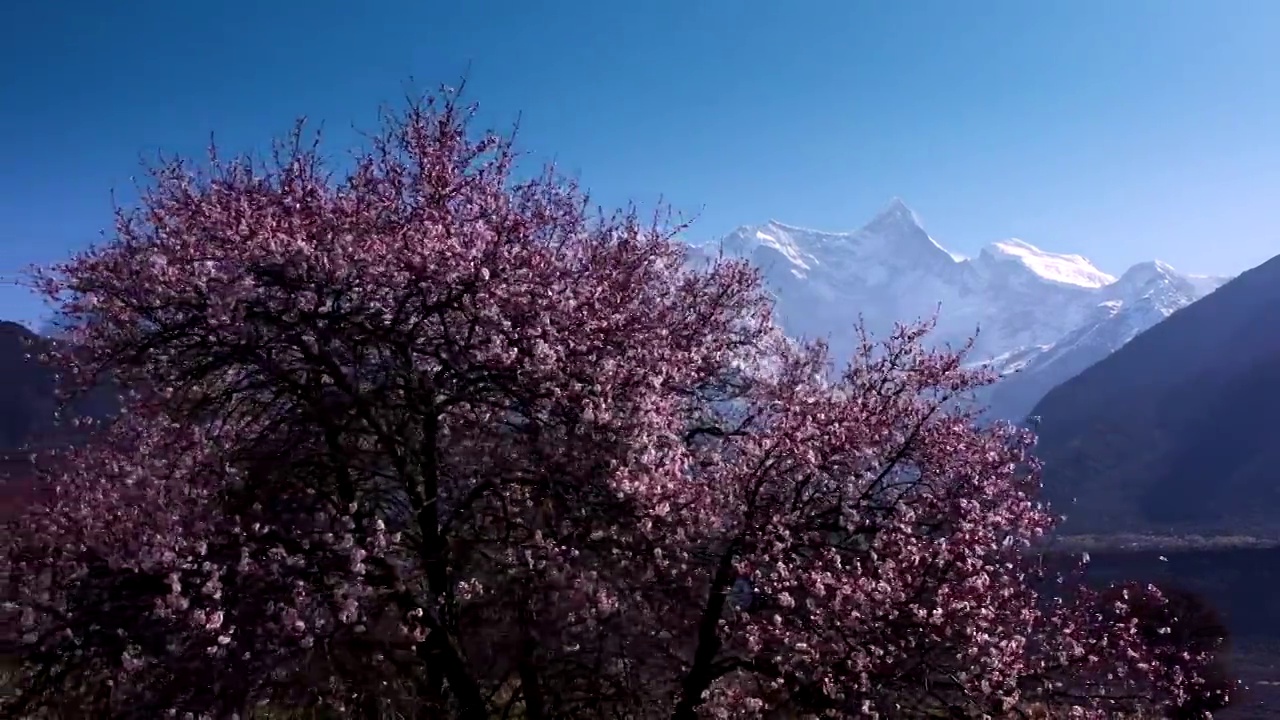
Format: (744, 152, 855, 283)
(0, 321, 64, 522)
(1030, 253, 1280, 537)
(0, 321, 118, 522)
(0, 321, 66, 450)
(0, 321, 118, 448)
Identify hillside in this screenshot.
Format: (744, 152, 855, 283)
(1031, 253, 1280, 537)
(0, 321, 117, 521)
(0, 321, 72, 450)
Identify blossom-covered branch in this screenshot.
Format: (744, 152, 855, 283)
(0, 86, 1220, 719)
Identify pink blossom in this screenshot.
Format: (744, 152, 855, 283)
(0, 87, 1216, 720)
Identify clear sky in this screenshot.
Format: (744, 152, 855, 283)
(2, 0, 1279, 326)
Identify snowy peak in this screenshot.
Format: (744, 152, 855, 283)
(1116, 259, 1178, 286)
(717, 201, 960, 281)
(1110, 259, 1228, 297)
(741, 222, 818, 273)
(978, 238, 1116, 289)
(1105, 259, 1233, 312)
(698, 198, 1229, 422)
(1108, 260, 1187, 302)
(855, 198, 952, 256)
(862, 197, 926, 236)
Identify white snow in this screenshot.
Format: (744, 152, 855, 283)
(981, 239, 1116, 289)
(752, 227, 813, 272)
(693, 198, 1231, 420)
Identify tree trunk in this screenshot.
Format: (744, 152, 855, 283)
(672, 543, 739, 720)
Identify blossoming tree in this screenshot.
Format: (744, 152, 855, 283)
(0, 89, 1214, 719)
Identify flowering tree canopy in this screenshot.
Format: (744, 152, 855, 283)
(1, 89, 1216, 719)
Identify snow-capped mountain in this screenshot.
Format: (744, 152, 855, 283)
(688, 199, 1230, 420)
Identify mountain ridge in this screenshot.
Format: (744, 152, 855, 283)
(689, 199, 1230, 420)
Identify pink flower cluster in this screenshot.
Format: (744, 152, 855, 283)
(0, 88, 1215, 719)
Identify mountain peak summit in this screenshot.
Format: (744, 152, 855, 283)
(884, 196, 912, 213)
(865, 197, 920, 229)
(858, 198, 934, 246)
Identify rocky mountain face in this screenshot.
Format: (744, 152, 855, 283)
(688, 199, 1228, 421)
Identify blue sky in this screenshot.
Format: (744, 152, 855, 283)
(2, 0, 1279, 326)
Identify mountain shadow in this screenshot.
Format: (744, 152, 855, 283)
(0, 321, 119, 522)
(0, 320, 118, 450)
(1030, 253, 1280, 537)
